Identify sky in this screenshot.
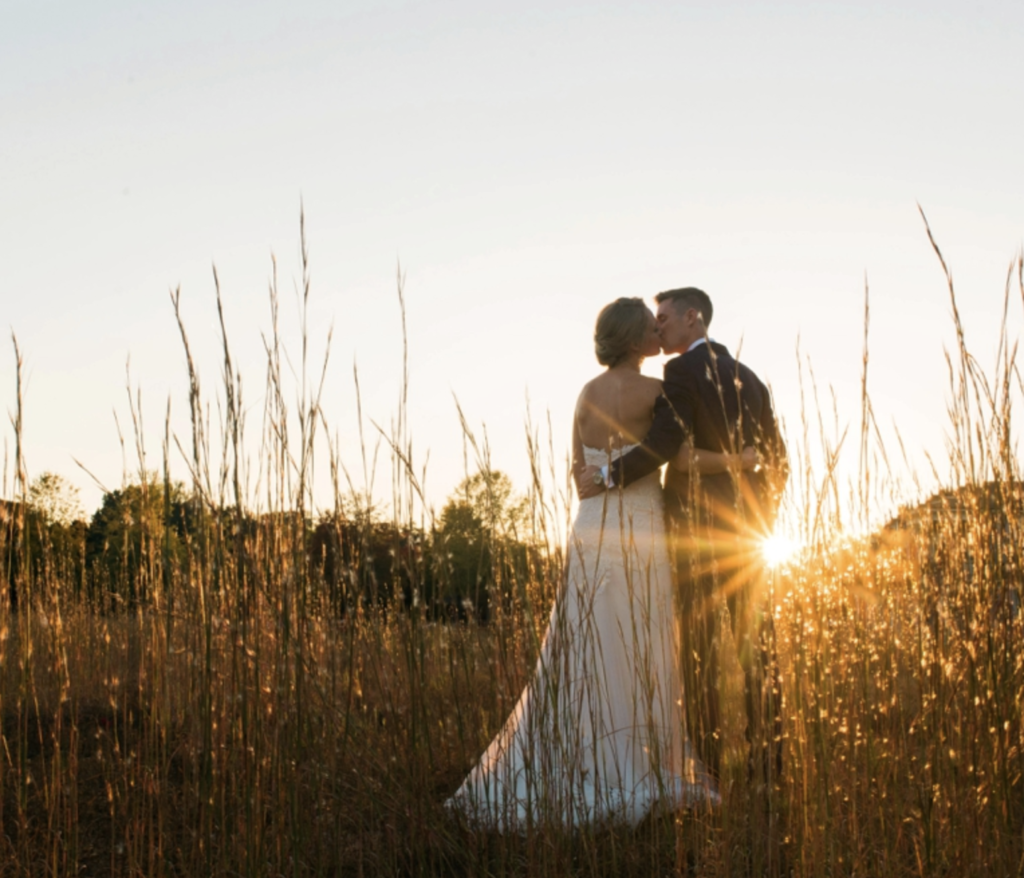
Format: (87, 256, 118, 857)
(2, 0, 1023, 528)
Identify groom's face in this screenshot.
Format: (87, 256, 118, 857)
(655, 300, 697, 354)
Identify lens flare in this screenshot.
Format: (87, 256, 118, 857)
(761, 533, 799, 568)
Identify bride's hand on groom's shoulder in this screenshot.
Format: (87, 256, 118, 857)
(577, 465, 605, 500)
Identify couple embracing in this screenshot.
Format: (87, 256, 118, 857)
(448, 287, 788, 829)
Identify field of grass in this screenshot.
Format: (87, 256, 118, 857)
(1, 229, 1022, 876)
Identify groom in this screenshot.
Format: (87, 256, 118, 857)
(580, 287, 788, 782)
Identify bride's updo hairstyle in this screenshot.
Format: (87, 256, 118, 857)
(594, 297, 649, 367)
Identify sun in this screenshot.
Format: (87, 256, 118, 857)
(761, 533, 799, 569)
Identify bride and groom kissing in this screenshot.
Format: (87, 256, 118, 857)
(448, 287, 788, 829)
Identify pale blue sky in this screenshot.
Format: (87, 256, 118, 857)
(3, 0, 1023, 521)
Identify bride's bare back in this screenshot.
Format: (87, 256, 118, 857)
(575, 368, 662, 451)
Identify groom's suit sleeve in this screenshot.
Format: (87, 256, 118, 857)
(608, 357, 693, 489)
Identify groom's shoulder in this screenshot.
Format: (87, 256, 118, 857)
(732, 358, 774, 407)
(664, 350, 704, 379)
(735, 356, 768, 388)
(662, 354, 686, 381)
(663, 352, 692, 371)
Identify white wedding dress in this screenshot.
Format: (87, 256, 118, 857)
(447, 445, 718, 830)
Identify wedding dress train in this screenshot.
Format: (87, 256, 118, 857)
(447, 445, 718, 829)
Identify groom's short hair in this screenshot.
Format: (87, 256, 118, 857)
(655, 287, 713, 328)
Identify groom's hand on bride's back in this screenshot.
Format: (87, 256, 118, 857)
(577, 465, 605, 499)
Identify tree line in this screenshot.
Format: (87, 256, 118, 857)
(0, 470, 541, 620)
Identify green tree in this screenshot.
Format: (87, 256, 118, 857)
(28, 472, 83, 526)
(433, 470, 529, 620)
(4, 472, 89, 605)
(446, 470, 528, 538)
(86, 476, 192, 608)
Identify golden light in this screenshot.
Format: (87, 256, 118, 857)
(761, 533, 799, 569)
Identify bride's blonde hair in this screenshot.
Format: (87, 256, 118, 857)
(594, 297, 649, 367)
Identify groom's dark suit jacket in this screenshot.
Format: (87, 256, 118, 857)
(609, 341, 786, 534)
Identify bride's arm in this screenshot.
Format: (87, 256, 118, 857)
(672, 445, 758, 474)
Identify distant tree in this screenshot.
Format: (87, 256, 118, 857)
(28, 472, 84, 526)
(0, 474, 88, 606)
(433, 470, 529, 620)
(309, 506, 432, 618)
(448, 470, 529, 539)
(86, 476, 191, 608)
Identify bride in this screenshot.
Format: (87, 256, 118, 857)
(447, 297, 754, 829)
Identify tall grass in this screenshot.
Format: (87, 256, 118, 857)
(1, 215, 1022, 876)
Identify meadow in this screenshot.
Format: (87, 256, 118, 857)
(1, 226, 1022, 877)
